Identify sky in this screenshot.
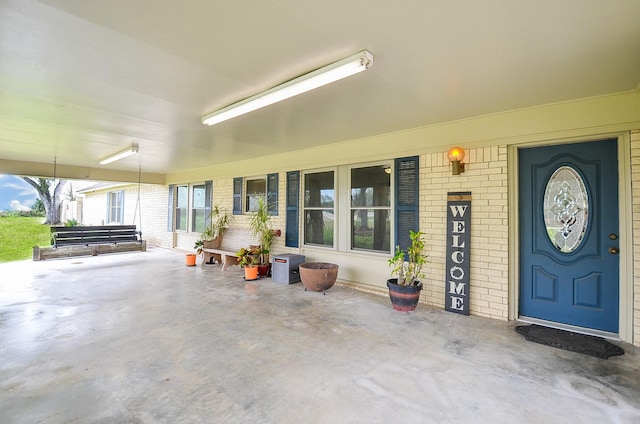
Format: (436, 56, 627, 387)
(0, 174, 38, 212)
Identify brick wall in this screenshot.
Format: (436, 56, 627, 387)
(81, 184, 172, 249)
(132, 184, 172, 248)
(211, 176, 287, 254)
(630, 130, 640, 346)
(422, 146, 509, 320)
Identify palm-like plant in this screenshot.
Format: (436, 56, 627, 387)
(248, 197, 274, 264)
(207, 203, 233, 240)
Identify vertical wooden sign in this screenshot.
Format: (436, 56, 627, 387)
(445, 191, 471, 315)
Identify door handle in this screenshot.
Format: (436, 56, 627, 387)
(609, 247, 619, 255)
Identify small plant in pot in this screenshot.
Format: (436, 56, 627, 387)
(237, 246, 260, 280)
(387, 230, 428, 311)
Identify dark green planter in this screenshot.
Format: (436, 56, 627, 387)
(387, 278, 423, 311)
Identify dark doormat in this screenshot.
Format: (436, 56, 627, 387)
(515, 324, 624, 359)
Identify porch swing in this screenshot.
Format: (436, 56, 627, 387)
(33, 158, 147, 260)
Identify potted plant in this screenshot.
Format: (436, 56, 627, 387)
(387, 230, 428, 311)
(236, 246, 260, 280)
(186, 246, 198, 266)
(204, 203, 234, 249)
(194, 204, 234, 259)
(248, 197, 275, 277)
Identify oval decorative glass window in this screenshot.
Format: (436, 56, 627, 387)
(543, 166, 588, 253)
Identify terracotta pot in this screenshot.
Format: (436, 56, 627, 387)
(185, 253, 197, 266)
(299, 262, 339, 293)
(244, 265, 258, 280)
(387, 278, 422, 311)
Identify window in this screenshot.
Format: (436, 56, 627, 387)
(234, 174, 278, 215)
(303, 170, 335, 247)
(191, 184, 206, 233)
(176, 185, 188, 231)
(543, 166, 588, 253)
(169, 181, 212, 233)
(293, 158, 416, 254)
(245, 178, 266, 213)
(350, 165, 391, 252)
(107, 190, 124, 224)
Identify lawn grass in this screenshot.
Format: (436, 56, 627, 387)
(0, 216, 51, 262)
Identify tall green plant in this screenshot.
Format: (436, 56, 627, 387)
(199, 203, 233, 242)
(388, 230, 428, 286)
(248, 197, 274, 264)
(206, 203, 233, 240)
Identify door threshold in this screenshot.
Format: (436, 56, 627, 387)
(517, 316, 620, 341)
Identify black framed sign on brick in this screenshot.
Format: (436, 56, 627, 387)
(445, 191, 471, 316)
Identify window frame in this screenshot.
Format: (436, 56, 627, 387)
(171, 182, 212, 233)
(302, 168, 337, 249)
(191, 183, 207, 233)
(175, 185, 189, 232)
(106, 190, 124, 224)
(245, 176, 267, 213)
(348, 162, 393, 254)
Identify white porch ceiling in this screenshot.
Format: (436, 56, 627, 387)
(1, 0, 639, 179)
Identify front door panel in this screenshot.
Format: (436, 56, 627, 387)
(519, 139, 619, 332)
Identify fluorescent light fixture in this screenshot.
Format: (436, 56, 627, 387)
(201, 50, 374, 126)
(99, 144, 139, 165)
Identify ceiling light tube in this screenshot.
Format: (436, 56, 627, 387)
(202, 50, 374, 126)
(99, 144, 139, 165)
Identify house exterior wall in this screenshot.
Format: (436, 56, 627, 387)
(422, 147, 509, 320)
(82, 192, 107, 226)
(159, 91, 640, 346)
(137, 184, 172, 248)
(80, 184, 172, 249)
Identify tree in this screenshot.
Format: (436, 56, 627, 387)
(21, 177, 68, 224)
(66, 182, 76, 201)
(31, 198, 45, 216)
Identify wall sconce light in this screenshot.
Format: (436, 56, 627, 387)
(447, 147, 466, 175)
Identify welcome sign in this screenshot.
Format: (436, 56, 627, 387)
(445, 192, 471, 316)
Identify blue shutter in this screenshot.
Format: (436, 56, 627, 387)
(233, 177, 243, 215)
(394, 156, 419, 258)
(167, 185, 175, 231)
(285, 171, 300, 248)
(267, 173, 278, 216)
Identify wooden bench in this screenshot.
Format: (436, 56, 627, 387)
(33, 225, 146, 261)
(201, 227, 258, 270)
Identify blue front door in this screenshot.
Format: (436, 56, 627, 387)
(519, 139, 619, 333)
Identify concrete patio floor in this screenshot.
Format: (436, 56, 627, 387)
(1, 247, 639, 423)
